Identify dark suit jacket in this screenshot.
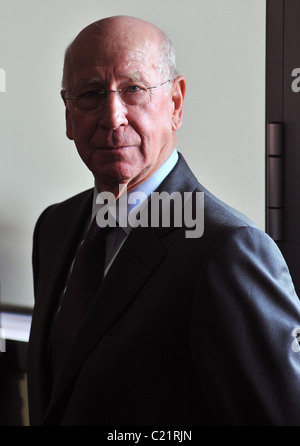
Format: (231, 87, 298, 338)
(27, 154, 300, 425)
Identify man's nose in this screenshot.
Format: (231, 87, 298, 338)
(98, 91, 128, 130)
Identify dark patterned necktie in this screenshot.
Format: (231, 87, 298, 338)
(51, 217, 111, 378)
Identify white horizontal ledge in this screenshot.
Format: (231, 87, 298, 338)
(0, 311, 32, 342)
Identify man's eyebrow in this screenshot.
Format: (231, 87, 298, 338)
(119, 72, 142, 82)
(73, 78, 103, 88)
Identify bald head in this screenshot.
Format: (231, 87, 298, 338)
(62, 16, 178, 91)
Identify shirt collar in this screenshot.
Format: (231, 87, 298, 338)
(91, 149, 179, 232)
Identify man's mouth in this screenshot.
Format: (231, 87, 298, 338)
(99, 145, 134, 151)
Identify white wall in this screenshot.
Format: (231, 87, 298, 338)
(0, 0, 266, 309)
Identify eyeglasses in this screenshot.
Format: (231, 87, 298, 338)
(62, 79, 173, 112)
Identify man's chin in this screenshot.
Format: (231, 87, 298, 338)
(92, 167, 139, 194)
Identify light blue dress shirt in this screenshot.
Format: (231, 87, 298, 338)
(91, 149, 179, 273)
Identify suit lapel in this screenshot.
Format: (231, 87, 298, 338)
(44, 224, 167, 421)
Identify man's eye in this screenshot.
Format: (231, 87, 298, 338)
(123, 85, 144, 94)
(79, 90, 103, 98)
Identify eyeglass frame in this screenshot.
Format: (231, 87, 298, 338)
(61, 78, 174, 111)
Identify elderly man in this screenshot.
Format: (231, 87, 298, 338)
(27, 16, 300, 426)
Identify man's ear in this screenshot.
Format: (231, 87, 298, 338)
(65, 107, 74, 140)
(61, 90, 74, 140)
(171, 75, 186, 131)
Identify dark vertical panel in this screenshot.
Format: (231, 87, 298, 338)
(280, 0, 300, 293)
(266, 0, 284, 121)
(266, 1, 284, 241)
(266, 0, 300, 294)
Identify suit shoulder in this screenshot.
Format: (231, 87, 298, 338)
(34, 188, 93, 238)
(187, 183, 273, 261)
(174, 154, 260, 233)
(47, 188, 93, 214)
(198, 184, 260, 234)
(39, 188, 93, 220)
